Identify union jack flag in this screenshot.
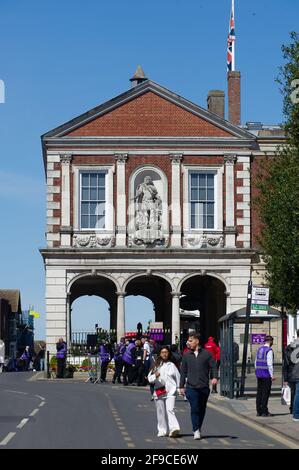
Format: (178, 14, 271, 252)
(227, 0, 236, 72)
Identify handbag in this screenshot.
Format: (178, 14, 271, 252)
(154, 377, 167, 397)
(281, 385, 291, 406)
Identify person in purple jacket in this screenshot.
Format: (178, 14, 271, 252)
(112, 337, 125, 384)
(99, 341, 111, 383)
(255, 335, 275, 417)
(56, 338, 67, 378)
(122, 338, 136, 386)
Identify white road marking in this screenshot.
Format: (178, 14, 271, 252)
(29, 409, 39, 417)
(16, 418, 29, 429)
(218, 438, 230, 446)
(35, 395, 46, 401)
(0, 432, 16, 446)
(39, 402, 45, 407)
(4, 390, 28, 395)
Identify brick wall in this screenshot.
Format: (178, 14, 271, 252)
(66, 91, 232, 137)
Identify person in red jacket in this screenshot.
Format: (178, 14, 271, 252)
(204, 337, 220, 393)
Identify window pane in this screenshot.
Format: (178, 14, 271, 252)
(198, 174, 206, 187)
(207, 203, 214, 215)
(90, 174, 97, 187)
(89, 215, 97, 228)
(81, 202, 89, 215)
(199, 188, 206, 200)
(190, 203, 196, 215)
(199, 213, 204, 229)
(191, 215, 196, 229)
(82, 188, 89, 200)
(98, 188, 105, 200)
(96, 202, 105, 216)
(81, 215, 89, 228)
(95, 216, 105, 229)
(190, 188, 198, 201)
(207, 216, 214, 229)
(207, 174, 214, 187)
(90, 188, 97, 200)
(82, 174, 89, 186)
(190, 173, 198, 186)
(207, 188, 214, 200)
(90, 202, 97, 215)
(98, 174, 106, 187)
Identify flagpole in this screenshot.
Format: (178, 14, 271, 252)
(232, 0, 235, 71)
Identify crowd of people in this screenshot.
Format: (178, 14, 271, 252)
(0, 343, 46, 373)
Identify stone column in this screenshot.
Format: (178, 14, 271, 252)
(60, 153, 73, 246)
(116, 291, 126, 341)
(171, 291, 181, 344)
(66, 293, 71, 348)
(224, 154, 237, 248)
(170, 154, 183, 247)
(115, 154, 128, 247)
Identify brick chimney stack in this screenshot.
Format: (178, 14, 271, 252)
(227, 71, 241, 125)
(207, 90, 225, 119)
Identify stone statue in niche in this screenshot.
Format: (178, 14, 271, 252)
(134, 175, 164, 245)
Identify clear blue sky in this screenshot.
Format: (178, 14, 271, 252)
(0, 0, 297, 339)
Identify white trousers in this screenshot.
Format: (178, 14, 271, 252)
(155, 396, 180, 434)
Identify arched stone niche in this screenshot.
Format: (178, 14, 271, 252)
(128, 165, 169, 247)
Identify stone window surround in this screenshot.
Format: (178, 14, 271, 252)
(182, 164, 224, 234)
(72, 164, 115, 233)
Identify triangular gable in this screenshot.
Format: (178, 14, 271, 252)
(43, 81, 255, 140)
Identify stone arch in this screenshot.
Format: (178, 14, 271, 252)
(178, 271, 230, 294)
(67, 271, 120, 295)
(180, 274, 227, 344)
(124, 273, 174, 343)
(123, 272, 175, 292)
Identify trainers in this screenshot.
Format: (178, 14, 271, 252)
(157, 431, 167, 437)
(169, 428, 180, 438)
(292, 417, 299, 422)
(193, 430, 201, 440)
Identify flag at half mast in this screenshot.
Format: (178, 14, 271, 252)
(227, 0, 236, 72)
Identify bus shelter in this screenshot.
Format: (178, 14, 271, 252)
(218, 306, 282, 399)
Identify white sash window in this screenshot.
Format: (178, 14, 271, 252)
(80, 172, 106, 229)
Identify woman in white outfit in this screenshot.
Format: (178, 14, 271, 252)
(148, 346, 181, 437)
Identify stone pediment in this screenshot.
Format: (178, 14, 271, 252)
(42, 81, 255, 141)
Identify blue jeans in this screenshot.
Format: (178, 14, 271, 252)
(185, 387, 210, 432)
(39, 358, 45, 371)
(293, 381, 299, 419)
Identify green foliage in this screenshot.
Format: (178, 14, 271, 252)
(254, 33, 299, 312)
(254, 149, 299, 311)
(276, 32, 299, 147)
(50, 356, 57, 367)
(81, 358, 92, 370)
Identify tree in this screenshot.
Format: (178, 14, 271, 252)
(254, 32, 299, 313)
